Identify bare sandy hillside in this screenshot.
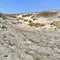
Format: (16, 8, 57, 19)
(0, 10, 60, 60)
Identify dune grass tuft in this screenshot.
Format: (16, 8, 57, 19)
(50, 21, 60, 28)
(28, 20, 45, 27)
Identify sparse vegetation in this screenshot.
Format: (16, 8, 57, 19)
(0, 13, 7, 19)
(50, 21, 60, 28)
(18, 17, 24, 20)
(28, 20, 45, 27)
(36, 11, 57, 17)
(22, 14, 32, 17)
(24, 19, 28, 22)
(1, 25, 7, 29)
(8, 15, 17, 18)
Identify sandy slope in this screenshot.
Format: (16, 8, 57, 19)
(0, 11, 60, 60)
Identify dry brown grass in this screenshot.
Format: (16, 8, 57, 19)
(28, 20, 45, 27)
(8, 15, 17, 18)
(22, 14, 32, 17)
(50, 21, 60, 28)
(36, 11, 57, 17)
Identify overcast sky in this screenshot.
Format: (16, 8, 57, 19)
(0, 0, 60, 14)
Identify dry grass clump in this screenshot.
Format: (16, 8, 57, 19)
(28, 20, 45, 27)
(24, 19, 28, 22)
(36, 11, 57, 17)
(8, 15, 17, 18)
(50, 21, 60, 28)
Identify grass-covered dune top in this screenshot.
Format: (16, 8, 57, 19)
(36, 11, 58, 17)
